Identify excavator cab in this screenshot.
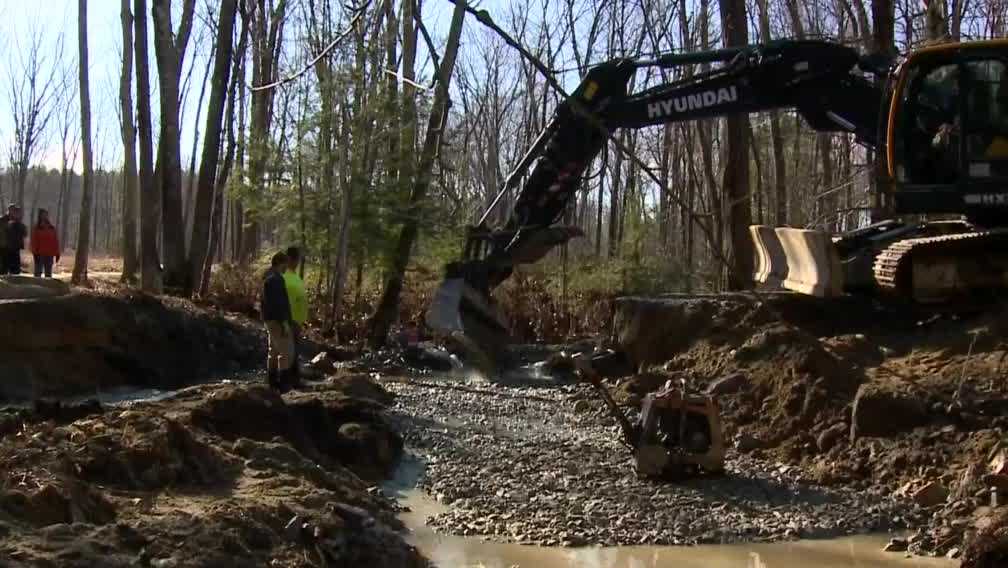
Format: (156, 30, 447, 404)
(752, 39, 1008, 299)
(886, 42, 1008, 220)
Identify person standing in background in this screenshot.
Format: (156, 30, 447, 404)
(0, 206, 10, 275)
(283, 246, 308, 387)
(262, 252, 294, 391)
(30, 209, 60, 278)
(1, 206, 27, 275)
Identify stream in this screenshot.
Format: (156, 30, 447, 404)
(387, 468, 956, 568)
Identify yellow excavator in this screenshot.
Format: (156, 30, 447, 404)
(426, 38, 1008, 370)
(753, 39, 1008, 302)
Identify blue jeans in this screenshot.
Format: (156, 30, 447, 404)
(33, 255, 54, 278)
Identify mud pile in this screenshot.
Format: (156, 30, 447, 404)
(0, 378, 426, 568)
(0, 288, 265, 401)
(612, 293, 1008, 558)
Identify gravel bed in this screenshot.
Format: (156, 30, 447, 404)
(386, 376, 929, 547)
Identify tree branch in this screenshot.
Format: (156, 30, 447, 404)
(250, 1, 369, 92)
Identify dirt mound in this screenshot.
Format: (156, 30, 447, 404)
(191, 384, 402, 480)
(0, 380, 426, 567)
(962, 509, 1008, 567)
(611, 292, 1008, 557)
(0, 291, 264, 401)
(615, 296, 862, 448)
(0, 481, 115, 527)
(0, 276, 70, 299)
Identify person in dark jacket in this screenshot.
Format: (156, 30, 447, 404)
(1, 205, 27, 275)
(262, 252, 294, 390)
(30, 209, 60, 278)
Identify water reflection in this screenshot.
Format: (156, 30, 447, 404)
(395, 488, 954, 568)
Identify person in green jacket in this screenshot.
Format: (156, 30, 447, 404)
(283, 246, 308, 385)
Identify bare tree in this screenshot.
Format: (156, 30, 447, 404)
(368, 1, 467, 347)
(55, 80, 79, 249)
(119, 0, 140, 282)
(151, 0, 197, 289)
(719, 0, 752, 289)
(189, 0, 239, 295)
(72, 0, 95, 285)
(7, 30, 63, 210)
(239, 0, 288, 265)
(201, 10, 250, 296)
(136, 0, 163, 293)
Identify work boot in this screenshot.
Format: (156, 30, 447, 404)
(281, 367, 301, 392)
(267, 369, 282, 390)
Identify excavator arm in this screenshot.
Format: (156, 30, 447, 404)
(426, 39, 884, 371)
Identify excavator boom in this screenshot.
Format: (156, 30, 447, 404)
(427, 40, 886, 372)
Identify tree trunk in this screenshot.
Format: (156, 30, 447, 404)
(135, 0, 163, 293)
(719, 0, 752, 290)
(72, 0, 94, 285)
(189, 0, 237, 296)
(239, 0, 287, 265)
(119, 0, 140, 282)
(755, 0, 788, 226)
(871, 0, 896, 57)
(151, 0, 196, 290)
(367, 2, 466, 348)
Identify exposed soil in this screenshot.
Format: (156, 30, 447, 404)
(609, 293, 1008, 560)
(0, 286, 265, 401)
(0, 377, 427, 568)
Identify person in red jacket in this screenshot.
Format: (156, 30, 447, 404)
(30, 209, 60, 278)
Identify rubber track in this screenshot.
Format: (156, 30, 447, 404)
(873, 229, 1008, 296)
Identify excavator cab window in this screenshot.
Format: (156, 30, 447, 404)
(963, 59, 1008, 177)
(897, 63, 962, 184)
(894, 55, 1008, 188)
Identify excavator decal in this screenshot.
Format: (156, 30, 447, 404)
(647, 85, 739, 118)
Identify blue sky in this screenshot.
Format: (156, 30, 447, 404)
(0, 0, 565, 174)
(2, 0, 231, 172)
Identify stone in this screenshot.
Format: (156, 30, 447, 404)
(850, 383, 928, 440)
(983, 474, 1008, 491)
(816, 422, 848, 452)
(573, 400, 592, 413)
(734, 433, 764, 452)
(912, 481, 949, 508)
(884, 537, 908, 552)
(705, 372, 748, 395)
(990, 449, 1008, 476)
(310, 353, 336, 374)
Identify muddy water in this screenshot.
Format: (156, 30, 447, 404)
(385, 458, 955, 568)
(395, 488, 956, 568)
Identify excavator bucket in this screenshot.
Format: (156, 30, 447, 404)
(425, 276, 510, 374)
(775, 227, 844, 297)
(749, 224, 844, 296)
(749, 225, 788, 287)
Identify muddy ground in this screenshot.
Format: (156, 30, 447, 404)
(378, 293, 1008, 564)
(0, 286, 265, 401)
(3, 286, 1007, 566)
(387, 376, 922, 546)
(0, 377, 427, 568)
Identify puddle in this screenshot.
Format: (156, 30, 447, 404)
(385, 456, 955, 568)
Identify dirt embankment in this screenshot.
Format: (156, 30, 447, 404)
(611, 293, 1008, 561)
(0, 287, 265, 401)
(0, 375, 427, 568)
